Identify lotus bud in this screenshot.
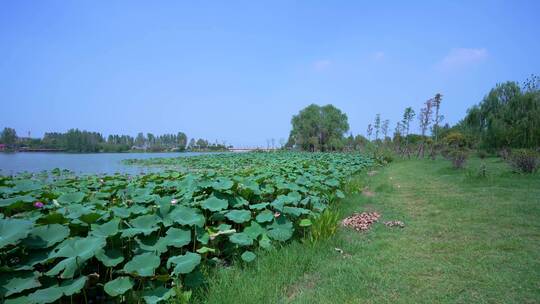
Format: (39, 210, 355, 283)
(171, 199, 178, 205)
(34, 201, 44, 208)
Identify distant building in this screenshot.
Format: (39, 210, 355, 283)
(0, 144, 7, 151)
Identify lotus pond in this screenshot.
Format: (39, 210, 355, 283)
(0, 152, 373, 303)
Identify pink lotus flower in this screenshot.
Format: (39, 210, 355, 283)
(170, 199, 178, 206)
(34, 201, 44, 208)
(274, 212, 281, 218)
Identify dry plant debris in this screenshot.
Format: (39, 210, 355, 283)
(342, 212, 380, 231)
(384, 221, 405, 228)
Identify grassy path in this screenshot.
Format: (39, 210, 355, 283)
(193, 158, 540, 304)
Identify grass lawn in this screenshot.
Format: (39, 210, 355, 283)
(192, 157, 540, 304)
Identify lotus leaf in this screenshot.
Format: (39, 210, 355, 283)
(104, 276, 133, 296)
(23, 224, 70, 248)
(229, 232, 253, 246)
(0, 271, 41, 297)
(57, 192, 85, 205)
(202, 196, 228, 212)
(167, 252, 201, 275)
(225, 209, 251, 223)
(123, 252, 160, 277)
(0, 218, 34, 249)
(241, 251, 256, 262)
(142, 286, 176, 304)
(255, 210, 274, 223)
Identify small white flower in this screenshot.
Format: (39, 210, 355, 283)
(52, 199, 60, 207)
(171, 199, 178, 205)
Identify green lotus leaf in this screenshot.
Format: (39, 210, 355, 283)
(283, 206, 311, 217)
(299, 218, 313, 227)
(241, 251, 256, 262)
(45, 257, 79, 279)
(255, 210, 274, 223)
(0, 218, 34, 249)
(111, 206, 131, 218)
(170, 206, 205, 227)
(239, 179, 260, 194)
(336, 189, 345, 199)
(28, 284, 63, 304)
(229, 232, 253, 246)
(196, 246, 215, 254)
(267, 216, 294, 241)
(230, 196, 248, 208)
(269, 198, 285, 212)
(63, 204, 94, 219)
(57, 192, 85, 205)
(121, 214, 160, 237)
(13, 180, 42, 193)
(104, 276, 133, 297)
(163, 227, 191, 248)
(95, 248, 124, 267)
(123, 252, 160, 277)
(4, 295, 31, 304)
(243, 221, 265, 239)
(60, 276, 87, 296)
(259, 234, 273, 250)
(14, 249, 49, 271)
(325, 178, 340, 187)
(211, 178, 234, 190)
(50, 236, 106, 260)
(0, 271, 41, 297)
(167, 252, 201, 276)
(202, 196, 228, 212)
(142, 286, 176, 304)
(0, 195, 35, 208)
(225, 210, 251, 223)
(90, 218, 120, 237)
(217, 223, 232, 231)
(23, 224, 70, 248)
(249, 202, 268, 210)
(196, 226, 209, 244)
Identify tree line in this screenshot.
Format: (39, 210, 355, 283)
(0, 128, 230, 153)
(286, 75, 539, 162)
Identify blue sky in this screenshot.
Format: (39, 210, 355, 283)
(1, 1, 539, 147)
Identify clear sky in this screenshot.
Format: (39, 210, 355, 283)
(1, 1, 539, 147)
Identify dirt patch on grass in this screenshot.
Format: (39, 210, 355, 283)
(285, 273, 320, 301)
(362, 187, 375, 197)
(367, 170, 378, 176)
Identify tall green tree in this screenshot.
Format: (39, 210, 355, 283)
(0, 127, 17, 145)
(459, 79, 540, 149)
(288, 104, 349, 151)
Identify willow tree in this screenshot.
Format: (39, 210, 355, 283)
(288, 104, 349, 151)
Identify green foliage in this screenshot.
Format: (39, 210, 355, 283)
(288, 104, 350, 151)
(508, 149, 539, 173)
(308, 208, 341, 243)
(0, 128, 17, 145)
(0, 152, 373, 303)
(459, 78, 540, 149)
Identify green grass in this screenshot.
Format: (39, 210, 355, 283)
(191, 157, 540, 304)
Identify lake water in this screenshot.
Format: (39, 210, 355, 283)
(0, 152, 215, 175)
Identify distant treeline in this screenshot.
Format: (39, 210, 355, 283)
(0, 128, 230, 153)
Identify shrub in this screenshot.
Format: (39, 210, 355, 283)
(477, 150, 488, 159)
(509, 149, 539, 173)
(448, 149, 468, 169)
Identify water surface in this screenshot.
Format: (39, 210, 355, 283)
(0, 152, 214, 175)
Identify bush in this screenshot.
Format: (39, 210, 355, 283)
(448, 149, 468, 169)
(509, 149, 539, 173)
(477, 150, 488, 159)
